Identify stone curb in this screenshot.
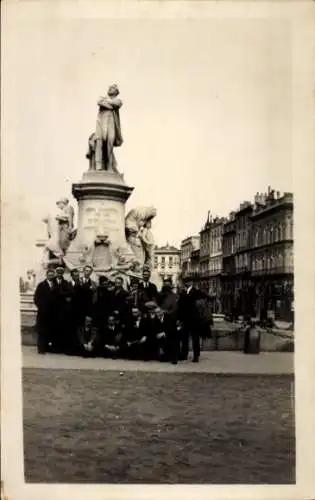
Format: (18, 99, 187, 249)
(23, 346, 294, 375)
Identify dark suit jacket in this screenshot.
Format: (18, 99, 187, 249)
(100, 325, 123, 346)
(153, 313, 177, 339)
(112, 288, 129, 320)
(52, 278, 73, 330)
(34, 280, 56, 325)
(95, 287, 114, 323)
(177, 287, 208, 325)
(69, 280, 86, 322)
(158, 291, 178, 319)
(138, 282, 158, 310)
(80, 278, 97, 316)
(125, 317, 148, 343)
(77, 324, 98, 346)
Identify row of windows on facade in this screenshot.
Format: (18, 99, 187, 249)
(223, 223, 293, 255)
(200, 240, 222, 256)
(252, 221, 293, 247)
(154, 256, 180, 268)
(234, 250, 293, 271)
(251, 251, 293, 271)
(200, 259, 223, 273)
(181, 249, 195, 260)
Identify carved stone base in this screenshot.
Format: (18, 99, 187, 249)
(66, 170, 135, 275)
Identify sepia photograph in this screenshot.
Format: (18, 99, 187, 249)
(1, 1, 315, 499)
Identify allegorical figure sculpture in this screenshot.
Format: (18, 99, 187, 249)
(43, 198, 75, 259)
(94, 84, 123, 172)
(125, 206, 157, 268)
(86, 133, 96, 171)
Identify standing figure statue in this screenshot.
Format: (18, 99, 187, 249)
(125, 206, 157, 268)
(95, 84, 123, 173)
(43, 198, 75, 259)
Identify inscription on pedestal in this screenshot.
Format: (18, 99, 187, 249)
(83, 206, 120, 236)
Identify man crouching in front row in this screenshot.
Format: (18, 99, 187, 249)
(99, 314, 125, 358)
(77, 316, 99, 357)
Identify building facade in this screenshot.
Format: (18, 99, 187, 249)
(199, 214, 211, 290)
(221, 212, 237, 314)
(233, 201, 256, 317)
(154, 244, 181, 286)
(178, 188, 294, 321)
(208, 217, 225, 312)
(198, 213, 226, 311)
(190, 248, 200, 279)
(251, 190, 293, 321)
(221, 188, 294, 321)
(180, 236, 200, 284)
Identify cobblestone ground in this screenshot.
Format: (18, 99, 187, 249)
(23, 369, 295, 484)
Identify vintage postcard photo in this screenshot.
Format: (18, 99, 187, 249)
(1, 1, 315, 499)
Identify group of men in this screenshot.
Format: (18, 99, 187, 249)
(34, 265, 213, 364)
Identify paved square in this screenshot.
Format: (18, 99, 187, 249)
(23, 367, 295, 484)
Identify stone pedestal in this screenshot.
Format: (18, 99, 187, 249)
(65, 170, 134, 273)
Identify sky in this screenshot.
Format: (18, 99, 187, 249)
(3, 4, 293, 274)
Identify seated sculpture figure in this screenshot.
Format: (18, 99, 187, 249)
(43, 198, 75, 261)
(125, 206, 157, 268)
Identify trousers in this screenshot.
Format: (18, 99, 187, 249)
(180, 323, 201, 359)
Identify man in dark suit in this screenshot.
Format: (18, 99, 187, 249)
(94, 275, 111, 327)
(138, 267, 158, 312)
(80, 265, 97, 318)
(68, 268, 85, 354)
(127, 278, 139, 309)
(153, 306, 179, 363)
(99, 314, 124, 358)
(112, 276, 129, 324)
(123, 307, 151, 360)
(77, 315, 99, 357)
(54, 265, 73, 353)
(34, 268, 57, 354)
(177, 278, 207, 363)
(158, 278, 178, 321)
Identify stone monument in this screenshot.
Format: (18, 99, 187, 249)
(39, 84, 157, 284)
